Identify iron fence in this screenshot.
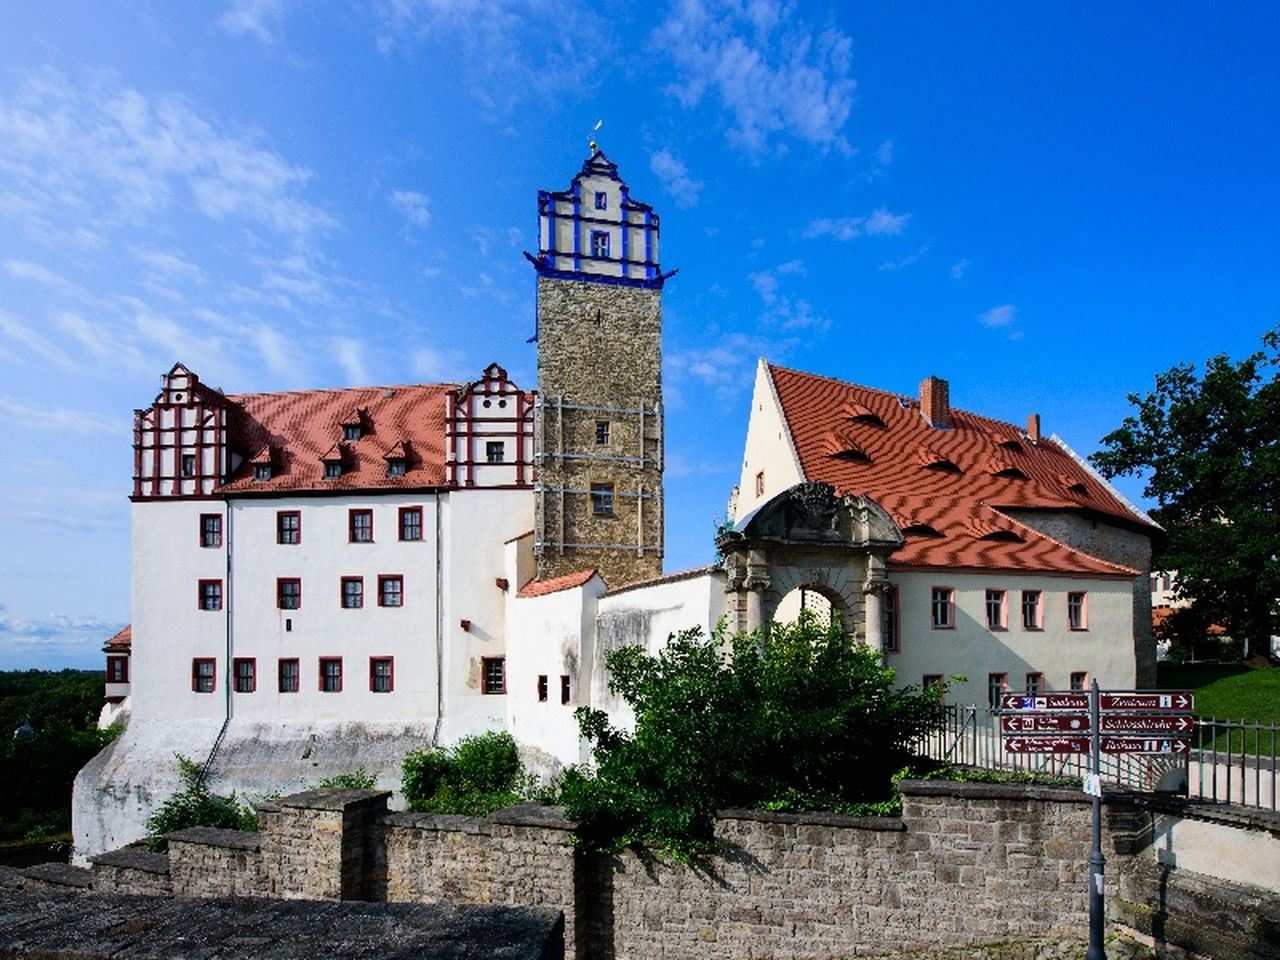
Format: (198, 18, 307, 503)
(919, 705, 1278, 811)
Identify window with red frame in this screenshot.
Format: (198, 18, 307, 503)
(192, 658, 216, 693)
(399, 507, 423, 541)
(277, 578, 301, 610)
(106, 656, 128, 683)
(481, 656, 506, 694)
(319, 657, 343, 692)
(233, 658, 256, 693)
(278, 658, 300, 693)
(370, 657, 394, 693)
(378, 575, 403, 607)
(349, 509, 373, 542)
(277, 511, 301, 545)
(198, 580, 222, 611)
(341, 577, 363, 609)
(200, 514, 222, 548)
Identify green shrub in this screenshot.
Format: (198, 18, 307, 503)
(401, 731, 529, 816)
(145, 755, 257, 851)
(314, 767, 379, 790)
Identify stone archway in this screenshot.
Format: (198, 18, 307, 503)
(718, 482, 903, 651)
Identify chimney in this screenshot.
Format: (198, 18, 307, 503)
(1026, 413, 1041, 443)
(919, 376, 951, 428)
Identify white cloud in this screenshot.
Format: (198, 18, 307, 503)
(878, 244, 929, 272)
(218, 0, 289, 44)
(131, 247, 205, 283)
(653, 0, 856, 154)
(333, 336, 370, 385)
(667, 332, 779, 404)
(5, 259, 75, 291)
(804, 208, 910, 241)
(650, 149, 704, 207)
(390, 189, 431, 228)
(0, 613, 124, 669)
(950, 258, 969, 280)
(877, 139, 893, 166)
(411, 344, 468, 382)
(55, 311, 150, 373)
(0, 397, 129, 435)
(0, 310, 79, 371)
(978, 304, 1018, 329)
(747, 260, 825, 331)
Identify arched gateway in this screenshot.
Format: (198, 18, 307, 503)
(718, 482, 904, 651)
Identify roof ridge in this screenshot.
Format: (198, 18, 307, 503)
(228, 381, 457, 402)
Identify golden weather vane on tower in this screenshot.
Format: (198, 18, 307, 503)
(587, 119, 602, 155)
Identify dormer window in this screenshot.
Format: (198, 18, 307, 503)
(978, 529, 1025, 543)
(253, 464, 272, 482)
(324, 461, 342, 479)
(922, 456, 961, 474)
(386, 458, 406, 478)
(343, 423, 362, 442)
(993, 466, 1029, 480)
(902, 523, 945, 539)
(590, 231, 610, 258)
(594, 191, 608, 210)
(997, 438, 1022, 451)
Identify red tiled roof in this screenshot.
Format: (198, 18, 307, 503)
(103, 624, 131, 653)
(517, 569, 600, 598)
(768, 364, 1153, 577)
(219, 384, 450, 494)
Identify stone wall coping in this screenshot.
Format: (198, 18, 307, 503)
(491, 803, 577, 831)
(90, 848, 171, 875)
(166, 827, 263, 851)
(1122, 792, 1280, 836)
(276, 788, 392, 812)
(716, 807, 907, 831)
(381, 812, 494, 835)
(899, 778, 1090, 804)
(22, 862, 94, 888)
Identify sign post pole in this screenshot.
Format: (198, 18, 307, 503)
(1087, 679, 1105, 960)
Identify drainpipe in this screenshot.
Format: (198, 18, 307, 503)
(199, 500, 232, 787)
(431, 491, 444, 746)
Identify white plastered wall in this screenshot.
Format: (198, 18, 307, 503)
(733, 359, 804, 522)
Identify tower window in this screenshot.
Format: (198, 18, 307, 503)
(378, 575, 403, 607)
(594, 191, 607, 210)
(595, 421, 610, 445)
(181, 455, 196, 477)
(590, 230, 610, 259)
(591, 483, 614, 516)
(486, 441, 505, 463)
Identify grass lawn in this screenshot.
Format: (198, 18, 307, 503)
(1156, 662, 1280, 756)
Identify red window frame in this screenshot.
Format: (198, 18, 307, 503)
(369, 657, 394, 693)
(481, 656, 506, 695)
(277, 511, 301, 545)
(277, 577, 302, 610)
(399, 507, 423, 542)
(198, 579, 223, 611)
(930, 586, 955, 630)
(349, 509, 374, 543)
(278, 658, 300, 693)
(319, 657, 343, 692)
(233, 657, 256, 693)
(192, 658, 216, 693)
(200, 513, 222, 548)
(106, 656, 129, 683)
(341, 576, 364, 609)
(378, 575, 403, 607)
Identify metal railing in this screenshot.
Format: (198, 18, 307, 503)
(919, 705, 1278, 811)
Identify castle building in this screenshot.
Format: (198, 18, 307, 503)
(76, 149, 1158, 859)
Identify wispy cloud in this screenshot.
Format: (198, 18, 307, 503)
(653, 0, 856, 154)
(333, 336, 370, 385)
(747, 260, 826, 331)
(649, 149, 704, 207)
(0, 613, 124, 669)
(978, 303, 1022, 340)
(390, 189, 431, 228)
(411, 344, 468, 382)
(667, 331, 780, 403)
(218, 0, 289, 45)
(878, 244, 929, 272)
(804, 208, 910, 241)
(950, 258, 969, 280)
(877, 140, 893, 166)
(0, 397, 129, 435)
(0, 311, 80, 371)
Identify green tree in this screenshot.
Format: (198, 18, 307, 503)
(561, 613, 945, 859)
(401, 731, 529, 816)
(1090, 328, 1280, 658)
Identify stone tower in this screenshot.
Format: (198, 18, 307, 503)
(529, 149, 667, 587)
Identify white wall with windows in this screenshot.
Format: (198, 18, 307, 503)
(887, 570, 1135, 707)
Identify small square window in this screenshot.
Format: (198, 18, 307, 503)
(560, 674, 571, 705)
(595, 421, 610, 445)
(200, 514, 222, 548)
(350, 509, 373, 542)
(277, 578, 301, 610)
(277, 511, 301, 545)
(590, 230, 610, 259)
(1070, 671, 1088, 692)
(324, 460, 342, 479)
(481, 656, 506, 695)
(537, 675, 548, 702)
(379, 575, 403, 607)
(279, 658, 300, 693)
(1067, 592, 1088, 630)
(192, 658, 216, 693)
(594, 191, 607, 210)
(320, 657, 343, 693)
(233, 658, 256, 693)
(107, 656, 129, 684)
(343, 423, 361, 442)
(486, 441, 504, 463)
(198, 580, 223, 611)
(341, 577, 364, 609)
(591, 483, 614, 516)
(1021, 590, 1043, 630)
(930, 587, 954, 629)
(1025, 672, 1045, 695)
(181, 454, 196, 477)
(386, 458, 406, 477)
(985, 589, 1006, 630)
(400, 507, 423, 542)
(370, 657, 394, 693)
(253, 463, 272, 482)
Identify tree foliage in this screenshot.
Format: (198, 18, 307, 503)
(1090, 327, 1280, 654)
(401, 731, 532, 816)
(561, 613, 945, 859)
(145, 756, 257, 851)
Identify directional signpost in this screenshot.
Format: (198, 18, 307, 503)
(997, 684, 1194, 960)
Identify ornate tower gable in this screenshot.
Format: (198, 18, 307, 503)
(133, 363, 232, 498)
(532, 149, 664, 287)
(445, 362, 535, 488)
(532, 150, 666, 588)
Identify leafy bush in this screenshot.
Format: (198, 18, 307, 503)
(145, 755, 257, 851)
(562, 612, 946, 859)
(314, 767, 379, 790)
(401, 731, 530, 816)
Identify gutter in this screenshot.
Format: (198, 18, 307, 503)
(199, 499, 232, 787)
(431, 491, 444, 747)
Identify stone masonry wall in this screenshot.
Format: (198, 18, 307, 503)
(258, 789, 389, 900)
(535, 276, 663, 588)
(89, 848, 173, 896)
(167, 826, 267, 897)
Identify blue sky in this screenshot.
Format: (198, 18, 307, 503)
(0, 2, 1275, 669)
